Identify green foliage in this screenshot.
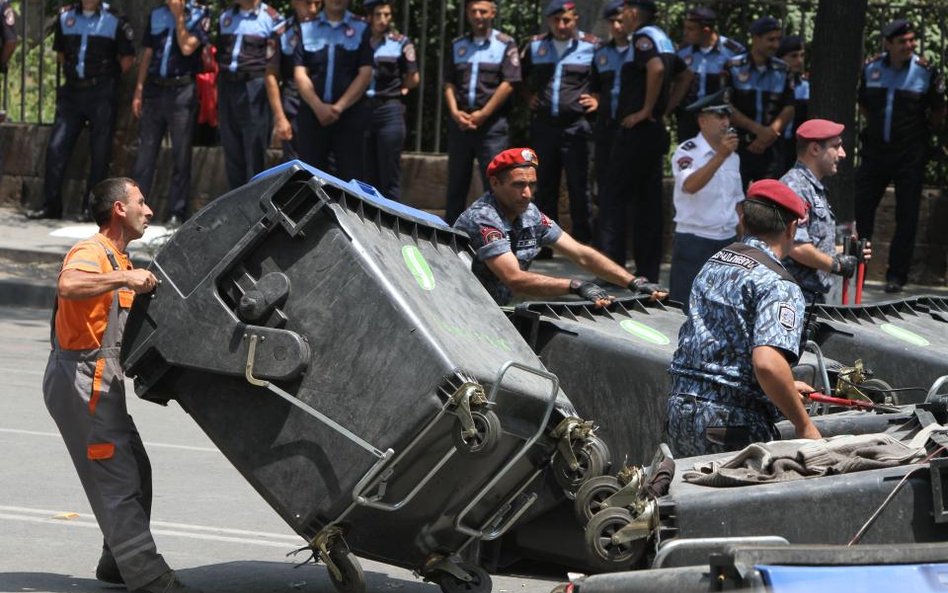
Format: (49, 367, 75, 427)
(3, 1, 61, 124)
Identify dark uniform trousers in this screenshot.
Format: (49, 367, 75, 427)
(592, 121, 618, 242)
(131, 81, 197, 220)
(281, 87, 301, 162)
(530, 114, 593, 243)
(855, 143, 928, 285)
(738, 141, 785, 189)
(296, 99, 369, 183)
(43, 79, 117, 215)
(598, 119, 668, 281)
(444, 115, 509, 225)
(218, 76, 271, 190)
(669, 233, 735, 312)
(366, 98, 407, 200)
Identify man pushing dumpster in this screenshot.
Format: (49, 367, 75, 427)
(41, 178, 199, 593)
(453, 147, 667, 306)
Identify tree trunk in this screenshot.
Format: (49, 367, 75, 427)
(808, 0, 868, 222)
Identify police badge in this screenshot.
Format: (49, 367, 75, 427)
(222, 15, 232, 29)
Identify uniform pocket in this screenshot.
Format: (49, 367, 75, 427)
(118, 289, 135, 309)
(87, 442, 115, 460)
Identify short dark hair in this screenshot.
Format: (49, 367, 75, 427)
(741, 199, 798, 236)
(89, 177, 137, 227)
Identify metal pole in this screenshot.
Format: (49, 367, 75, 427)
(17, 0, 27, 120)
(38, 1, 46, 124)
(413, 0, 428, 151)
(402, 0, 409, 36)
(433, 0, 446, 153)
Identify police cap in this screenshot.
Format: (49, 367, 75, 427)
(882, 19, 912, 40)
(487, 148, 540, 178)
(776, 34, 803, 58)
(749, 16, 780, 36)
(746, 179, 808, 220)
(602, 0, 623, 19)
(363, 0, 393, 9)
(685, 6, 715, 25)
(544, 0, 577, 16)
(796, 119, 845, 142)
(465, 0, 499, 4)
(623, 0, 656, 10)
(685, 88, 732, 114)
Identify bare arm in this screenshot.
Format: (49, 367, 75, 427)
(551, 233, 633, 287)
(334, 65, 372, 111)
(402, 70, 420, 92)
(483, 251, 571, 297)
(119, 55, 134, 74)
(470, 80, 514, 126)
(131, 47, 153, 119)
(665, 67, 693, 116)
(444, 82, 473, 128)
(58, 268, 156, 300)
(170, 5, 201, 56)
(752, 345, 821, 439)
(266, 67, 291, 140)
(787, 242, 833, 272)
(681, 147, 733, 194)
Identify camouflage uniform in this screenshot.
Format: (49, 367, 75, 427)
(780, 163, 836, 302)
(453, 191, 562, 305)
(666, 236, 805, 457)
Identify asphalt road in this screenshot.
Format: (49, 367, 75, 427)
(0, 306, 561, 593)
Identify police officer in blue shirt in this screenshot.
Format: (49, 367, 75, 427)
(598, 0, 691, 282)
(521, 0, 598, 244)
(215, 0, 285, 190)
(28, 0, 134, 221)
(855, 19, 946, 293)
(294, 0, 373, 181)
(775, 35, 809, 175)
(272, 0, 321, 163)
(453, 147, 666, 306)
(443, 0, 521, 225)
(130, 0, 210, 228)
(363, 0, 419, 201)
(724, 16, 794, 188)
(0, 1, 16, 75)
(675, 6, 744, 143)
(590, 1, 626, 224)
(666, 179, 821, 458)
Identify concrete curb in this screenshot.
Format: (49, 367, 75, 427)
(0, 276, 56, 310)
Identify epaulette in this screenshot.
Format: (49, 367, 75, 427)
(727, 54, 748, 67)
(580, 32, 600, 44)
(350, 13, 367, 22)
(722, 37, 745, 53)
(865, 53, 883, 65)
(915, 54, 931, 68)
(388, 32, 405, 42)
(530, 33, 546, 42)
(60, 4, 76, 13)
(495, 31, 513, 43)
(680, 140, 696, 151)
(771, 57, 789, 71)
(452, 34, 465, 45)
(264, 4, 280, 19)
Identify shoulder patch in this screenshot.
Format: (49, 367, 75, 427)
(495, 31, 513, 43)
(778, 303, 797, 330)
(865, 53, 883, 65)
(677, 156, 693, 170)
(540, 214, 553, 228)
(635, 35, 653, 52)
(681, 140, 696, 151)
(723, 38, 744, 53)
(581, 32, 600, 44)
(480, 226, 504, 244)
(3, 6, 13, 27)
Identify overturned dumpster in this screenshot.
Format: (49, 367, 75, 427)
(120, 161, 606, 593)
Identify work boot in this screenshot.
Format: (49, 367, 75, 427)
(133, 570, 203, 593)
(25, 206, 62, 220)
(95, 544, 124, 585)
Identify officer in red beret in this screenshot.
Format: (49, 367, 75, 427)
(453, 147, 667, 306)
(780, 118, 871, 303)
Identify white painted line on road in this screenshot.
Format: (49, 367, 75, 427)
(0, 428, 220, 453)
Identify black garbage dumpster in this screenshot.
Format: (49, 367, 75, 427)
(120, 161, 599, 593)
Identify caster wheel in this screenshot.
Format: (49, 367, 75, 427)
(327, 548, 366, 593)
(859, 378, 898, 405)
(454, 409, 501, 456)
(553, 437, 610, 493)
(574, 475, 621, 524)
(437, 562, 492, 593)
(584, 506, 643, 570)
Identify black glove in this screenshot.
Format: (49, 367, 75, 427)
(830, 254, 857, 277)
(628, 276, 665, 295)
(569, 279, 610, 302)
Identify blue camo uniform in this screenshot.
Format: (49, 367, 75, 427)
(365, 30, 418, 201)
(443, 29, 522, 224)
(675, 35, 744, 140)
(131, 2, 210, 223)
(780, 163, 835, 302)
(41, 2, 135, 218)
(277, 13, 305, 161)
(724, 53, 794, 186)
(666, 236, 806, 457)
(590, 37, 627, 210)
(453, 192, 563, 305)
(215, 3, 283, 189)
(855, 36, 945, 288)
(295, 10, 373, 181)
(599, 22, 686, 281)
(521, 29, 598, 243)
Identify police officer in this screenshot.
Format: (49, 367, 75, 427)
(666, 179, 821, 458)
(598, 0, 691, 282)
(363, 0, 419, 200)
(0, 1, 16, 75)
(43, 177, 201, 593)
(453, 147, 666, 306)
(131, 0, 210, 228)
(443, 0, 521, 224)
(272, 0, 321, 162)
(294, 0, 373, 181)
(521, 0, 598, 244)
(781, 119, 871, 304)
(675, 6, 744, 143)
(215, 0, 285, 190)
(855, 19, 945, 293)
(590, 1, 626, 227)
(28, 1, 134, 221)
(775, 34, 809, 175)
(724, 16, 794, 188)
(669, 89, 742, 312)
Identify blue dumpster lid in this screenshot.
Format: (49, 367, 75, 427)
(758, 563, 948, 592)
(252, 160, 453, 231)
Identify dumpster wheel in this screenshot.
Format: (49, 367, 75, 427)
(574, 475, 622, 524)
(553, 435, 610, 493)
(584, 507, 644, 569)
(326, 547, 365, 593)
(858, 378, 899, 405)
(434, 561, 492, 593)
(454, 409, 501, 457)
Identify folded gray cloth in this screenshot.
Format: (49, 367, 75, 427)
(683, 433, 929, 487)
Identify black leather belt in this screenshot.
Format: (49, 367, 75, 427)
(67, 76, 112, 89)
(219, 70, 265, 82)
(149, 74, 194, 87)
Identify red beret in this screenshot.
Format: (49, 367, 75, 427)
(796, 119, 845, 141)
(486, 148, 540, 178)
(746, 179, 808, 219)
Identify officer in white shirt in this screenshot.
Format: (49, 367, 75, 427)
(669, 88, 744, 311)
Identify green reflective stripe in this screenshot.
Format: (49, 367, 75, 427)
(880, 323, 930, 347)
(402, 245, 435, 291)
(619, 319, 670, 346)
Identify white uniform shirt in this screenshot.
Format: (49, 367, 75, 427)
(671, 132, 744, 240)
